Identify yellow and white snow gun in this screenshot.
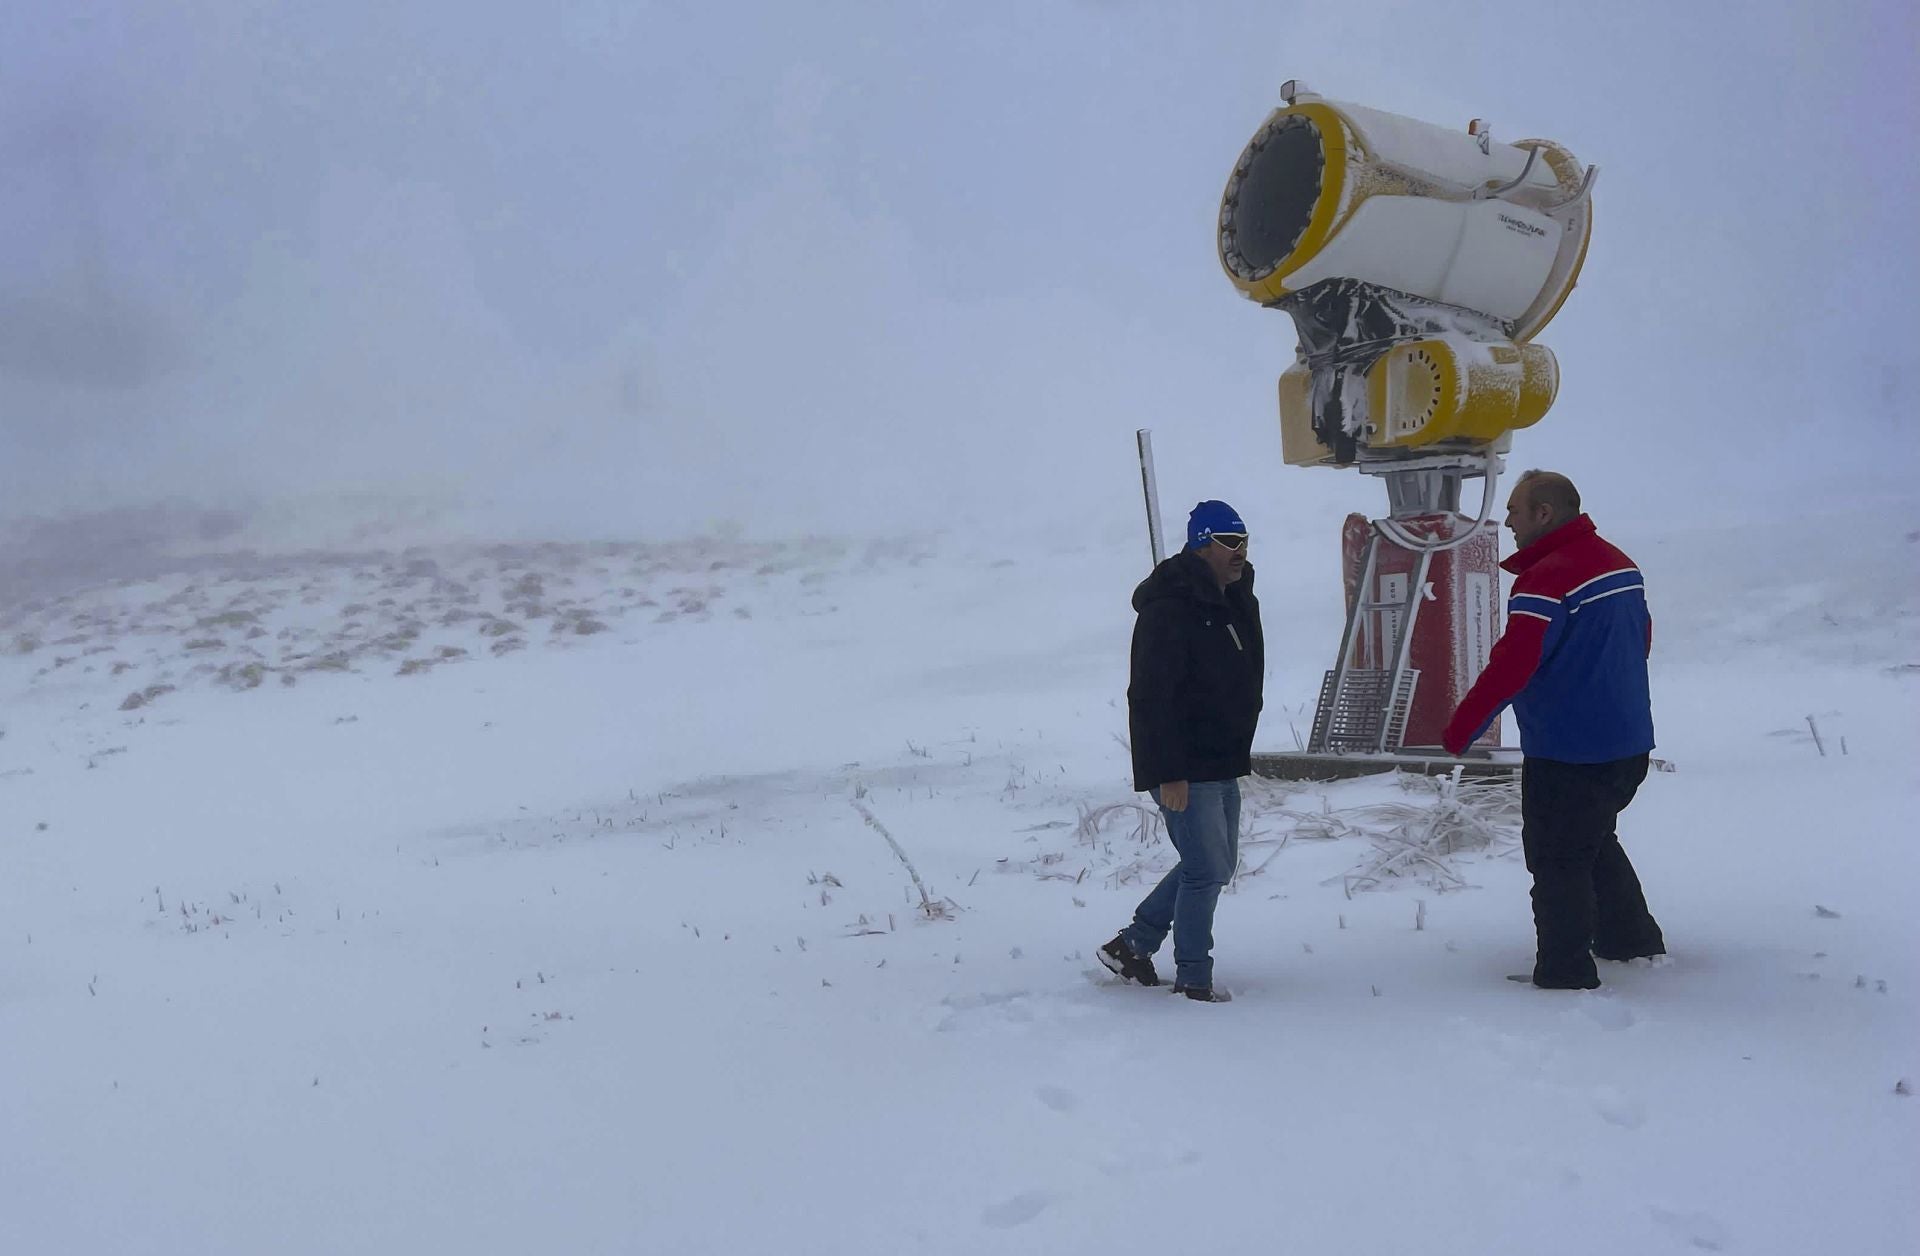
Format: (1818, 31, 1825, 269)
(1218, 83, 1596, 468)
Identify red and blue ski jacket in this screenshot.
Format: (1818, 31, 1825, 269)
(1442, 515, 1655, 763)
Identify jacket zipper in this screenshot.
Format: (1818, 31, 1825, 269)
(1227, 624, 1244, 652)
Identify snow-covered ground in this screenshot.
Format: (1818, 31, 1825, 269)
(2, 506, 1916, 1254)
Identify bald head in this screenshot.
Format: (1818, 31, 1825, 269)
(1505, 470, 1583, 550)
(1516, 470, 1580, 520)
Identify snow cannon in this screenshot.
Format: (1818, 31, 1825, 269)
(1223, 84, 1597, 772)
(1218, 82, 1595, 468)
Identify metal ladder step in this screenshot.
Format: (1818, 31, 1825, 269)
(1309, 667, 1421, 754)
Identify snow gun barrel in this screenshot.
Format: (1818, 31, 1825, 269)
(1219, 84, 1595, 469)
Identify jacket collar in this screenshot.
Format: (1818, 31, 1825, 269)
(1176, 549, 1230, 605)
(1500, 513, 1595, 575)
(1171, 549, 1256, 606)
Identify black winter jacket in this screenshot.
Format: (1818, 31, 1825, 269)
(1127, 551, 1265, 791)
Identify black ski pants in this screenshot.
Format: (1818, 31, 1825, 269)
(1520, 753, 1665, 989)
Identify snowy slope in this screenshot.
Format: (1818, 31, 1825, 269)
(2, 508, 1916, 1255)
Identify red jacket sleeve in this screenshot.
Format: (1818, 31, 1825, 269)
(1442, 614, 1549, 755)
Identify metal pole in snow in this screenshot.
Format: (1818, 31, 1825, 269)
(1136, 428, 1165, 567)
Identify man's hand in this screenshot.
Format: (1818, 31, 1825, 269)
(1441, 710, 1471, 758)
(1158, 780, 1190, 812)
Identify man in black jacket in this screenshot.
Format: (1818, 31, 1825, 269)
(1100, 500, 1264, 1002)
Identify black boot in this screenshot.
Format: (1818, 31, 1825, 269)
(1172, 984, 1232, 1003)
(1592, 946, 1666, 963)
(1098, 935, 1161, 986)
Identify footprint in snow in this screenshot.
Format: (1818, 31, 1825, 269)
(1035, 1085, 1078, 1113)
(1649, 1205, 1728, 1251)
(1592, 1086, 1647, 1130)
(981, 1190, 1053, 1228)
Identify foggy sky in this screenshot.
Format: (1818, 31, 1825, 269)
(3, 0, 1916, 547)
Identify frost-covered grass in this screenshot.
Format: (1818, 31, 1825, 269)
(1, 510, 1915, 1254)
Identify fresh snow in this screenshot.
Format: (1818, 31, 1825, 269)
(2, 510, 1916, 1254)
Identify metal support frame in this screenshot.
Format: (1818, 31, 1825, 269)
(1308, 456, 1497, 755)
(1323, 526, 1380, 721)
(1307, 521, 1428, 754)
(1377, 541, 1434, 751)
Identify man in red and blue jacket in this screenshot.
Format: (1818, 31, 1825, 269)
(1443, 471, 1666, 990)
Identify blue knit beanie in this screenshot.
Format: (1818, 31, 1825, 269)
(1186, 500, 1246, 550)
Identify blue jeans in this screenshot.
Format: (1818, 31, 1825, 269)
(1121, 778, 1241, 989)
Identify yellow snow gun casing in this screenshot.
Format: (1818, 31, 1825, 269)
(1366, 338, 1558, 448)
(1223, 89, 1594, 466)
(1279, 340, 1559, 464)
